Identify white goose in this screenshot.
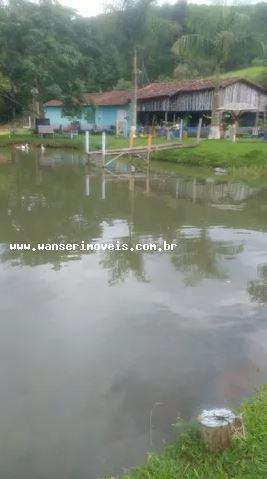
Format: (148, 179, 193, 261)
(214, 167, 227, 175)
(40, 144, 46, 153)
(16, 143, 29, 152)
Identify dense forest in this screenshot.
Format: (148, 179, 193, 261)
(0, 0, 266, 121)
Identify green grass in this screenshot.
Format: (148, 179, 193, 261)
(220, 66, 266, 84)
(0, 132, 175, 151)
(152, 139, 267, 169)
(1, 134, 267, 173)
(208, 65, 267, 86)
(121, 386, 267, 479)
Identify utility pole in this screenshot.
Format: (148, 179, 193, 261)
(31, 88, 40, 129)
(131, 47, 138, 138)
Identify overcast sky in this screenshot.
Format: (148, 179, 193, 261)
(58, 0, 261, 18)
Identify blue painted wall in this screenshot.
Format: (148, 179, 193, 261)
(95, 105, 131, 128)
(44, 106, 69, 126)
(44, 104, 131, 131)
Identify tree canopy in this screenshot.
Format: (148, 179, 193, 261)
(0, 0, 266, 121)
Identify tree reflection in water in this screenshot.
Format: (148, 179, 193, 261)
(171, 228, 244, 286)
(248, 264, 267, 303)
(0, 149, 266, 291)
(100, 247, 148, 285)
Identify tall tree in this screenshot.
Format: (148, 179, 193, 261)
(112, 0, 155, 134)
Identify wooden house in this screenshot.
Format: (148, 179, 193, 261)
(137, 78, 267, 126)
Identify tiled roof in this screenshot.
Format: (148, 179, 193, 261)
(137, 77, 266, 99)
(44, 90, 131, 107)
(44, 99, 64, 107)
(44, 78, 266, 107)
(137, 80, 212, 99)
(83, 90, 131, 106)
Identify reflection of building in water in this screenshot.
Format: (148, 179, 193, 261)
(136, 176, 260, 204)
(84, 165, 261, 205)
(171, 178, 259, 203)
(248, 264, 267, 303)
(39, 151, 85, 167)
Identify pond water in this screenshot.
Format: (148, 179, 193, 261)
(1, 147, 267, 478)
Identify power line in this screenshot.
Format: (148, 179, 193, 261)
(0, 87, 27, 109)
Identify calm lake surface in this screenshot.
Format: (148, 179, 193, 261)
(1, 147, 267, 478)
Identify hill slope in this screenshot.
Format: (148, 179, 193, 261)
(220, 66, 267, 87)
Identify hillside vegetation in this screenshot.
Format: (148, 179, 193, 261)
(0, 0, 266, 122)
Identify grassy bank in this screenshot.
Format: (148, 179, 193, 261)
(0, 133, 174, 151)
(121, 386, 267, 479)
(152, 140, 267, 169)
(2, 134, 267, 171)
(0, 134, 83, 149)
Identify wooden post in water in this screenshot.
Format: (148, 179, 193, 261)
(85, 130, 90, 154)
(85, 174, 90, 197)
(147, 134, 152, 161)
(197, 117, 203, 144)
(233, 121, 237, 143)
(102, 131, 106, 167)
(192, 178, 197, 203)
(129, 132, 134, 149)
(198, 408, 245, 452)
(145, 166, 150, 195)
(179, 119, 183, 142)
(101, 170, 106, 200)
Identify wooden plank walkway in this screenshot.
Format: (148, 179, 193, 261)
(87, 142, 195, 157)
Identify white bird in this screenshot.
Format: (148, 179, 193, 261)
(214, 167, 227, 175)
(16, 143, 29, 152)
(40, 144, 46, 153)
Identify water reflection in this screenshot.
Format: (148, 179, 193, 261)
(171, 228, 243, 286)
(1, 148, 267, 479)
(100, 248, 148, 286)
(248, 264, 267, 303)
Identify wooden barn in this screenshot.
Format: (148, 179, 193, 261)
(137, 78, 267, 127)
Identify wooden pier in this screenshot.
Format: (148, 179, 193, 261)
(86, 138, 196, 168)
(88, 141, 195, 156)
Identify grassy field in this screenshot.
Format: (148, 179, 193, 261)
(119, 386, 267, 479)
(152, 140, 267, 169)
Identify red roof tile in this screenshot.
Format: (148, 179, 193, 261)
(44, 78, 266, 107)
(83, 90, 131, 106)
(44, 90, 131, 107)
(138, 77, 246, 100)
(44, 99, 64, 107)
